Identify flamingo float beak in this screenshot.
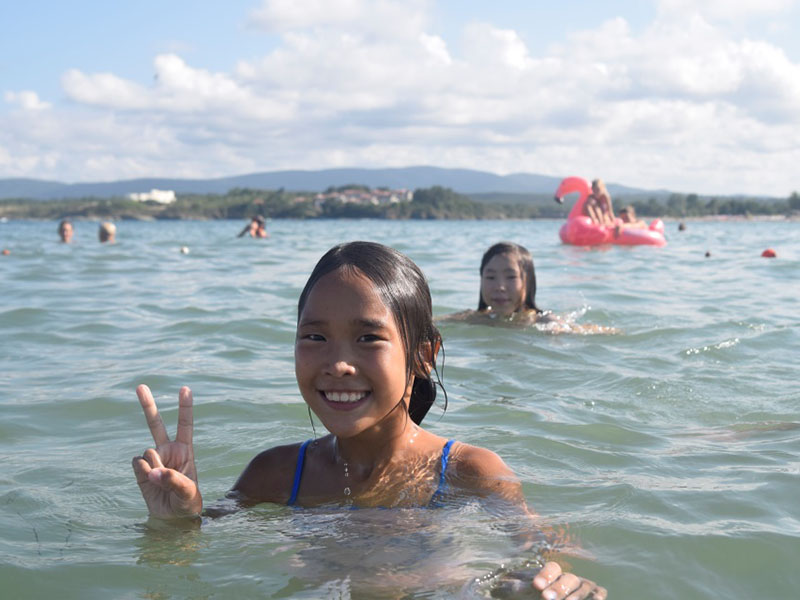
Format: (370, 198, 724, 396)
(553, 195, 564, 204)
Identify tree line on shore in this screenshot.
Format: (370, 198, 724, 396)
(1, 186, 797, 221)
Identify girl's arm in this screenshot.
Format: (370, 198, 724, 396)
(585, 199, 602, 225)
(451, 444, 607, 599)
(603, 194, 616, 226)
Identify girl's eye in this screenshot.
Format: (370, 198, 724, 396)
(358, 334, 382, 342)
(302, 333, 325, 341)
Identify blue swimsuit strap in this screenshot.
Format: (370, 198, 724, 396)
(288, 439, 312, 506)
(434, 439, 456, 498)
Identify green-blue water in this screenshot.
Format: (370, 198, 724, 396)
(1, 218, 798, 599)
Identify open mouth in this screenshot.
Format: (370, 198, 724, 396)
(322, 390, 370, 404)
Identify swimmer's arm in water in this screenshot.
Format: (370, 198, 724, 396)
(435, 309, 478, 323)
(451, 444, 608, 600)
(132, 385, 203, 519)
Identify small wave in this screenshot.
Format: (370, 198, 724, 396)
(684, 338, 740, 355)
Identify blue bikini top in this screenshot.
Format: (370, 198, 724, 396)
(288, 439, 456, 506)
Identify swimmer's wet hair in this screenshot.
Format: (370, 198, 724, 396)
(478, 242, 542, 314)
(297, 241, 445, 424)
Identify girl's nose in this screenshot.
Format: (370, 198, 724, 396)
(326, 359, 356, 377)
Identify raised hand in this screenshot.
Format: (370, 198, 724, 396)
(132, 384, 203, 519)
(533, 561, 607, 600)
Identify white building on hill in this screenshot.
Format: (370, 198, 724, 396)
(128, 189, 176, 204)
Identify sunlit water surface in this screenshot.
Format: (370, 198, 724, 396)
(1, 218, 798, 599)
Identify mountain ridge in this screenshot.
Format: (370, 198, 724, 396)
(0, 166, 682, 200)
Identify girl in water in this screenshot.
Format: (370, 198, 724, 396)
(440, 242, 554, 326)
(132, 241, 606, 599)
(439, 242, 618, 333)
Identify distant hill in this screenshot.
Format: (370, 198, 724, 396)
(0, 167, 669, 201)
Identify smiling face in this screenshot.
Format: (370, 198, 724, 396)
(480, 253, 526, 317)
(295, 267, 412, 439)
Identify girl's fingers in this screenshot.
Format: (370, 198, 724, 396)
(533, 561, 562, 591)
(542, 573, 581, 600)
(132, 456, 152, 486)
(156, 469, 199, 501)
(175, 386, 194, 446)
(143, 447, 165, 469)
(566, 580, 607, 600)
(137, 384, 170, 447)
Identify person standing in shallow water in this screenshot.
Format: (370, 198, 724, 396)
(131, 241, 607, 599)
(58, 220, 74, 243)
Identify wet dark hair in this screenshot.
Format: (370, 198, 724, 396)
(477, 241, 541, 313)
(297, 241, 445, 425)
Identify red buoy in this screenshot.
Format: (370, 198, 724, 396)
(761, 248, 776, 258)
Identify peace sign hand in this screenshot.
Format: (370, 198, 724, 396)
(132, 384, 203, 519)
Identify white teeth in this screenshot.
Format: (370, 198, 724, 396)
(325, 391, 368, 403)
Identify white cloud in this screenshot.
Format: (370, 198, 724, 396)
(658, 0, 797, 21)
(62, 70, 150, 109)
(62, 54, 294, 121)
(3, 1, 800, 196)
(4, 91, 52, 111)
(248, 0, 431, 40)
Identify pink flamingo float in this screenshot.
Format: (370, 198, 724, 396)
(553, 176, 667, 247)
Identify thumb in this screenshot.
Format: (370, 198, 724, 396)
(149, 468, 198, 501)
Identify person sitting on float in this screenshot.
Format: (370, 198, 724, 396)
(617, 205, 647, 229)
(583, 179, 615, 227)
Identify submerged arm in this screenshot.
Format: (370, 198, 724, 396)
(450, 444, 607, 599)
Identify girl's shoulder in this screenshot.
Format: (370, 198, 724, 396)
(448, 442, 516, 480)
(447, 442, 524, 503)
(232, 440, 310, 504)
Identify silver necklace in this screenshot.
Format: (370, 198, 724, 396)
(342, 459, 351, 497)
(334, 438, 352, 498)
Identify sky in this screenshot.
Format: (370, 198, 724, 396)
(2, 0, 799, 196)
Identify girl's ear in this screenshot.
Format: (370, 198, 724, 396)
(415, 338, 441, 377)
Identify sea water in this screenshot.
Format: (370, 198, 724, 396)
(0, 218, 798, 599)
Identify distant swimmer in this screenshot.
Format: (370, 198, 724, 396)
(98, 222, 116, 243)
(439, 242, 618, 334)
(439, 242, 552, 326)
(58, 219, 74, 243)
(237, 215, 268, 238)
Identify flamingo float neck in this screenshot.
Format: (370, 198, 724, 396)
(554, 176, 592, 219)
